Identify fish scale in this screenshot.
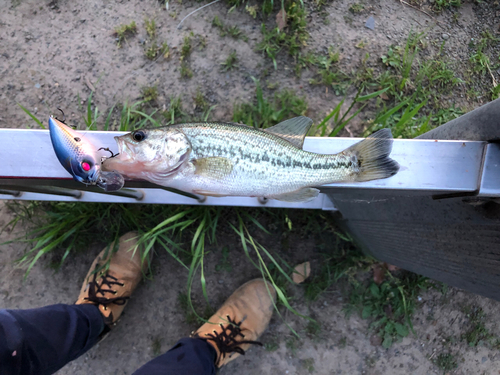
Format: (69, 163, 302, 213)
(102, 117, 399, 202)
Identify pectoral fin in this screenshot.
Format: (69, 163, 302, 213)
(270, 188, 320, 202)
(264, 116, 313, 149)
(192, 157, 234, 180)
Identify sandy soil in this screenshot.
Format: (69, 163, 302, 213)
(1, 0, 500, 374)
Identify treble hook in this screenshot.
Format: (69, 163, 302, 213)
(55, 108, 66, 124)
(98, 147, 119, 158)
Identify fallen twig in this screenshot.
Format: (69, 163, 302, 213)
(177, 0, 221, 29)
(399, 0, 445, 28)
(85, 76, 96, 92)
(486, 61, 498, 88)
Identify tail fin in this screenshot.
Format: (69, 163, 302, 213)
(346, 128, 399, 182)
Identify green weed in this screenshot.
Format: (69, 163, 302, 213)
(212, 16, 246, 40)
(338, 336, 347, 348)
(470, 50, 490, 75)
(151, 336, 163, 356)
(347, 272, 429, 348)
(257, 1, 308, 69)
(180, 33, 193, 61)
(211, 15, 224, 30)
(145, 41, 170, 60)
(433, 0, 461, 11)
(305, 320, 321, 337)
(191, 89, 217, 122)
(433, 352, 458, 372)
(162, 96, 187, 125)
(348, 3, 364, 13)
(301, 358, 315, 373)
(145, 18, 156, 39)
(245, 4, 258, 18)
(285, 336, 302, 355)
(264, 341, 279, 351)
(141, 85, 159, 103)
(304, 237, 369, 301)
(304, 47, 351, 93)
(491, 84, 500, 100)
(114, 21, 137, 48)
(180, 62, 193, 79)
(461, 305, 494, 347)
(221, 51, 239, 71)
(193, 89, 208, 111)
(316, 86, 389, 137)
(233, 78, 307, 128)
(227, 25, 243, 39)
(215, 246, 232, 272)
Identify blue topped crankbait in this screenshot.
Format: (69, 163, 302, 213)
(48, 116, 124, 192)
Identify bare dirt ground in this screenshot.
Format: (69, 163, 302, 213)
(1, 0, 500, 374)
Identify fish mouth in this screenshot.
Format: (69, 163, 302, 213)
(114, 136, 133, 161)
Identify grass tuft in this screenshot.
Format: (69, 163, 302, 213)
(113, 21, 137, 48)
(233, 78, 307, 129)
(221, 51, 239, 71)
(433, 352, 458, 372)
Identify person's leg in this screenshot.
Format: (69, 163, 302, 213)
(0, 231, 149, 375)
(132, 337, 217, 375)
(133, 278, 276, 375)
(0, 304, 104, 375)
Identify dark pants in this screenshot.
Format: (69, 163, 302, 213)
(0, 304, 217, 375)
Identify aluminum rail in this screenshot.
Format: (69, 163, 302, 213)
(0, 129, 494, 208)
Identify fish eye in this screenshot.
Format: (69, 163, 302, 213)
(81, 161, 92, 171)
(132, 130, 146, 142)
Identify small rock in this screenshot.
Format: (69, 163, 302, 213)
(365, 16, 375, 30)
(370, 334, 382, 346)
(218, 279, 224, 284)
(34, 83, 41, 89)
(292, 261, 311, 284)
(442, 33, 449, 40)
(482, 357, 487, 363)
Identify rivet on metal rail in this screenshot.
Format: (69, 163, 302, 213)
(107, 189, 144, 201)
(0, 189, 22, 197)
(258, 197, 268, 205)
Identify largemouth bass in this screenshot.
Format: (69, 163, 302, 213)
(102, 116, 399, 202)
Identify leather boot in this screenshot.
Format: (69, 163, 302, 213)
(192, 279, 276, 368)
(76, 231, 149, 327)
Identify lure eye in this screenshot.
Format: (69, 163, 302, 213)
(132, 130, 146, 142)
(81, 162, 92, 171)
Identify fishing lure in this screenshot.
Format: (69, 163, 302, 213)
(48, 116, 124, 192)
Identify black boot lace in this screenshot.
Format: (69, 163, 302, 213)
(84, 271, 129, 306)
(196, 315, 263, 366)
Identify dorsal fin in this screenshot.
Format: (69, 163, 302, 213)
(263, 116, 313, 149)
